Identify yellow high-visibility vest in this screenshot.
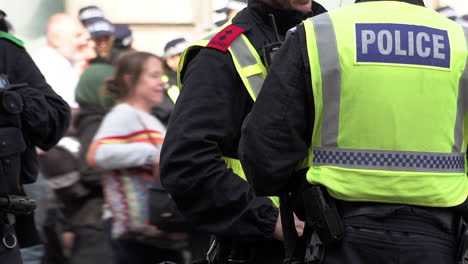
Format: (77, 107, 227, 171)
(162, 74, 180, 104)
(302, 1, 468, 207)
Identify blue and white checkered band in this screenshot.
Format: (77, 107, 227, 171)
(356, 23, 451, 68)
(313, 147, 465, 173)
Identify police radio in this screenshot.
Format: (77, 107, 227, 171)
(262, 14, 283, 69)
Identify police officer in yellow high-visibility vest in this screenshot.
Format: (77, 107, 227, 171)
(240, 0, 468, 263)
(160, 0, 328, 263)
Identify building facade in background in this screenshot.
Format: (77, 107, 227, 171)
(3, 0, 468, 63)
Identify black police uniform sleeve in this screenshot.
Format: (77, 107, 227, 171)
(239, 25, 314, 196)
(2, 39, 70, 150)
(160, 47, 279, 239)
(0, 39, 69, 248)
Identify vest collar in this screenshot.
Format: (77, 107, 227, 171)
(355, 0, 425, 7)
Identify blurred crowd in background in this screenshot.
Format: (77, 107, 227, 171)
(0, 1, 467, 264)
(2, 1, 248, 264)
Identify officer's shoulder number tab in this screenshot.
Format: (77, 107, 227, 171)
(0, 31, 24, 48)
(207, 25, 245, 52)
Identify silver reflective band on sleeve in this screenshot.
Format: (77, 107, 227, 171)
(230, 36, 264, 99)
(313, 147, 465, 173)
(203, 31, 264, 99)
(452, 27, 468, 153)
(310, 14, 341, 147)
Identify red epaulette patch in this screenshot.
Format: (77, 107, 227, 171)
(206, 25, 245, 52)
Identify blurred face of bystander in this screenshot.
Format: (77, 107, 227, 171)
(131, 57, 166, 108)
(165, 55, 181, 72)
(94, 35, 115, 60)
(79, 29, 97, 61)
(47, 14, 89, 64)
(227, 9, 239, 20)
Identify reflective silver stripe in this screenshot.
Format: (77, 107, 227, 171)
(453, 27, 468, 152)
(231, 36, 256, 68)
(203, 30, 264, 98)
(313, 147, 465, 173)
(310, 14, 341, 147)
(230, 36, 264, 98)
(246, 75, 264, 99)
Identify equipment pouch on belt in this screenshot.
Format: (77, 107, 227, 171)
(303, 185, 344, 244)
(302, 185, 344, 263)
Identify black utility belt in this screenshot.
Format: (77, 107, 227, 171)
(339, 201, 459, 234)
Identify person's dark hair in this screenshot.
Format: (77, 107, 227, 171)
(104, 51, 160, 101)
(0, 10, 10, 33)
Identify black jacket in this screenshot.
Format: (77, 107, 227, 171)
(239, 0, 429, 196)
(160, 0, 312, 252)
(0, 37, 70, 247)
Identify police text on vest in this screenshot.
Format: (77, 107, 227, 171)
(356, 23, 450, 68)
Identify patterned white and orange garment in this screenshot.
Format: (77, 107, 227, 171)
(87, 103, 166, 238)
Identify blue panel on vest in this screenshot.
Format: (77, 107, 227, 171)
(356, 23, 450, 68)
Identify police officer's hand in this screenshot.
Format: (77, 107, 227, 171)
(61, 231, 75, 251)
(274, 212, 305, 240)
(274, 212, 283, 240)
(294, 214, 305, 237)
(35, 147, 46, 156)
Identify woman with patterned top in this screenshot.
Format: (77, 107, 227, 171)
(87, 51, 185, 264)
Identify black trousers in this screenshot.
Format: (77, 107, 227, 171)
(112, 239, 184, 264)
(322, 207, 458, 264)
(0, 224, 22, 264)
(214, 237, 284, 264)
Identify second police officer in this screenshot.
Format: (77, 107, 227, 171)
(160, 0, 326, 263)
